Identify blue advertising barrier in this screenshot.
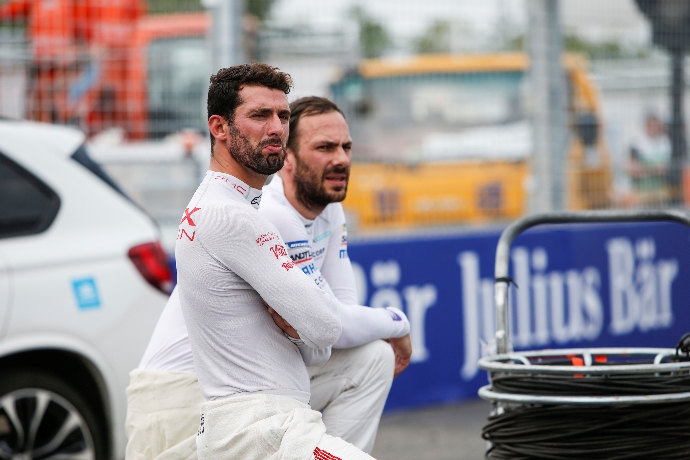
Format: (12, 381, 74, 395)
(168, 221, 690, 412)
(347, 221, 690, 411)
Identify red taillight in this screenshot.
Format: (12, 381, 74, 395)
(128, 242, 173, 295)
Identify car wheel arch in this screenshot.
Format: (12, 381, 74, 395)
(0, 348, 113, 458)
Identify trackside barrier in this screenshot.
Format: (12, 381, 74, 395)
(169, 216, 690, 411)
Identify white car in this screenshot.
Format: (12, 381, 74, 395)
(0, 120, 170, 460)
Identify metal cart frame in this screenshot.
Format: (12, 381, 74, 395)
(479, 209, 690, 406)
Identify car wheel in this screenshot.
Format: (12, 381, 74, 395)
(0, 369, 105, 460)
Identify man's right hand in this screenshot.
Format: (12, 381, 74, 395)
(387, 334, 412, 378)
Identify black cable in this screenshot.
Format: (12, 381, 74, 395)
(490, 346, 690, 397)
(491, 371, 690, 396)
(483, 402, 690, 459)
(482, 333, 690, 459)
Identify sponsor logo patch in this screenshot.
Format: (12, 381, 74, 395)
(386, 308, 402, 321)
(301, 263, 316, 275)
(290, 250, 312, 263)
(256, 232, 279, 246)
(269, 244, 288, 259)
(313, 231, 330, 242)
(177, 229, 196, 241)
(180, 207, 201, 226)
(197, 414, 205, 436)
(287, 240, 310, 249)
(178, 207, 201, 241)
(72, 278, 101, 309)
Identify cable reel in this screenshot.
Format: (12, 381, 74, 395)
(480, 210, 690, 459)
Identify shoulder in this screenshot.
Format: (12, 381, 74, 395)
(196, 198, 253, 223)
(190, 198, 272, 243)
(259, 195, 301, 227)
(259, 199, 308, 245)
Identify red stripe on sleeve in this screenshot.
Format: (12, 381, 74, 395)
(314, 447, 342, 460)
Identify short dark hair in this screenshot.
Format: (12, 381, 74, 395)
(287, 96, 345, 153)
(207, 63, 292, 145)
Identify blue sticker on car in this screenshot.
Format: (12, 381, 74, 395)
(72, 278, 101, 309)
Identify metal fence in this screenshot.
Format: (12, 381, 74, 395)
(1, 0, 688, 244)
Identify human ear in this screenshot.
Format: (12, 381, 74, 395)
(284, 148, 297, 172)
(208, 115, 227, 142)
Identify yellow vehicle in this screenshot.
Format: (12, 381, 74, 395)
(330, 53, 612, 231)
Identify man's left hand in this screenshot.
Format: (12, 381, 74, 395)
(266, 305, 300, 339)
(387, 334, 412, 378)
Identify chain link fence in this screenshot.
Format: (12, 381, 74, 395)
(0, 0, 687, 242)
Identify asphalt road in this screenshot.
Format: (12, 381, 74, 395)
(372, 398, 492, 460)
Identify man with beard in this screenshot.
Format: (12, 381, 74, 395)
(126, 88, 411, 458)
(125, 65, 401, 460)
(260, 96, 413, 452)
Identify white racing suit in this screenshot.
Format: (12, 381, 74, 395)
(126, 173, 409, 459)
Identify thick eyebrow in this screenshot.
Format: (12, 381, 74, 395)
(248, 107, 291, 118)
(316, 140, 353, 149)
(319, 141, 340, 148)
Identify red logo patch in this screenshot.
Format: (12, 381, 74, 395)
(177, 229, 196, 241)
(180, 207, 201, 226)
(269, 244, 288, 259)
(281, 261, 295, 271)
(256, 232, 279, 246)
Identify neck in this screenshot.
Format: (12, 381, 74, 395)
(209, 146, 266, 189)
(279, 172, 324, 220)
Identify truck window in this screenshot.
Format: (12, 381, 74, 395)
(147, 37, 209, 139)
(332, 71, 528, 162)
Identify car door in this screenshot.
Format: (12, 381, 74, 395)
(0, 250, 8, 336)
(0, 151, 61, 338)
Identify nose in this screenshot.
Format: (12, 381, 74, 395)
(267, 113, 285, 138)
(333, 145, 352, 168)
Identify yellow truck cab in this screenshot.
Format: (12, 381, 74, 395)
(330, 53, 612, 231)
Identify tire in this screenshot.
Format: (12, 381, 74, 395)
(0, 369, 105, 460)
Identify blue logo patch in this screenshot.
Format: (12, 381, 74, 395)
(386, 308, 402, 321)
(314, 231, 330, 242)
(72, 278, 101, 309)
(287, 240, 310, 249)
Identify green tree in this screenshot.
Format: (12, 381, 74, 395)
(505, 33, 524, 51)
(245, 0, 276, 21)
(503, 32, 646, 59)
(147, 0, 203, 15)
(350, 6, 391, 59)
(563, 34, 629, 60)
(414, 20, 451, 54)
